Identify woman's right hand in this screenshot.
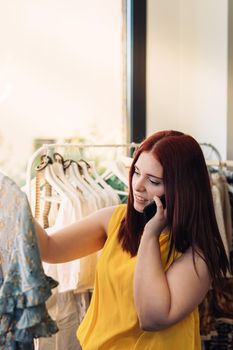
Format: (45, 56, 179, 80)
(144, 196, 167, 238)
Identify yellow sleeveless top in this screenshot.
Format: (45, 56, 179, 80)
(77, 204, 201, 350)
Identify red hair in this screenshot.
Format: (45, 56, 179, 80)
(118, 130, 229, 285)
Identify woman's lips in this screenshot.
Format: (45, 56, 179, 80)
(134, 195, 148, 204)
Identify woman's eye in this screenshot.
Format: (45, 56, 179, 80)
(134, 169, 140, 175)
(149, 179, 160, 185)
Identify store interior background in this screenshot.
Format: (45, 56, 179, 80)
(0, 0, 232, 186)
(147, 0, 233, 163)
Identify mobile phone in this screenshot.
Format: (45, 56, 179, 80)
(143, 195, 166, 222)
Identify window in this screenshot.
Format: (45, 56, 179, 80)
(0, 1, 126, 185)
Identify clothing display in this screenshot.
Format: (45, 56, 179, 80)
(34, 291, 91, 350)
(0, 172, 58, 350)
(44, 197, 97, 294)
(204, 322, 233, 350)
(77, 204, 201, 350)
(31, 152, 122, 350)
(34, 154, 121, 294)
(35, 197, 96, 350)
(211, 173, 232, 256)
(200, 169, 233, 350)
(24, 146, 233, 350)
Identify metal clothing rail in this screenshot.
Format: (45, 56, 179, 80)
(25, 142, 233, 203)
(198, 143, 233, 167)
(199, 142, 222, 161)
(205, 160, 233, 168)
(25, 142, 140, 202)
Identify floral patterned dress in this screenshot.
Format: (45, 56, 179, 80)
(0, 172, 58, 349)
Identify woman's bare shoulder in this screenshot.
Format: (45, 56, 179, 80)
(94, 205, 119, 232)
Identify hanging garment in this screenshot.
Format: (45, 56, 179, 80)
(43, 196, 98, 294)
(211, 173, 232, 252)
(31, 154, 121, 350)
(199, 172, 233, 348)
(36, 193, 98, 350)
(34, 291, 90, 350)
(77, 204, 201, 350)
(211, 184, 230, 257)
(0, 172, 58, 350)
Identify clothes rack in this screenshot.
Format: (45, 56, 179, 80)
(25, 142, 139, 203)
(199, 143, 233, 168)
(25, 142, 233, 203)
(206, 160, 233, 167)
(199, 142, 222, 161)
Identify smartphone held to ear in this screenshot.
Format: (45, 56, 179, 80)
(143, 195, 166, 222)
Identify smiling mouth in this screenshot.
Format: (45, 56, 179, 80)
(134, 195, 148, 204)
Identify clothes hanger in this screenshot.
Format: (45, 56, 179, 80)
(88, 160, 120, 205)
(85, 160, 112, 206)
(52, 153, 81, 200)
(35, 155, 68, 226)
(63, 159, 99, 212)
(35, 155, 67, 200)
(36, 154, 83, 217)
(65, 159, 102, 208)
(78, 160, 107, 207)
(64, 160, 89, 196)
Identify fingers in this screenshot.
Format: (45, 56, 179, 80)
(153, 195, 167, 219)
(153, 195, 164, 211)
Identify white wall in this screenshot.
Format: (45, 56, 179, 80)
(147, 0, 228, 160)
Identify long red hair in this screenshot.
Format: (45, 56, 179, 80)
(118, 130, 229, 285)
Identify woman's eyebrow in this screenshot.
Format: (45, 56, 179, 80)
(134, 165, 163, 180)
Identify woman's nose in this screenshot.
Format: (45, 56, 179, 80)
(134, 176, 145, 191)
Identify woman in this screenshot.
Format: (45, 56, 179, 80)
(35, 130, 229, 350)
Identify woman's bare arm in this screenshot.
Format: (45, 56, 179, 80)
(134, 232, 211, 331)
(134, 196, 211, 331)
(35, 206, 116, 263)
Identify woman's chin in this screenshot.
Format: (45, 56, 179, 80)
(133, 203, 144, 213)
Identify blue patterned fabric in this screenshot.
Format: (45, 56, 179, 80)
(0, 172, 58, 349)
